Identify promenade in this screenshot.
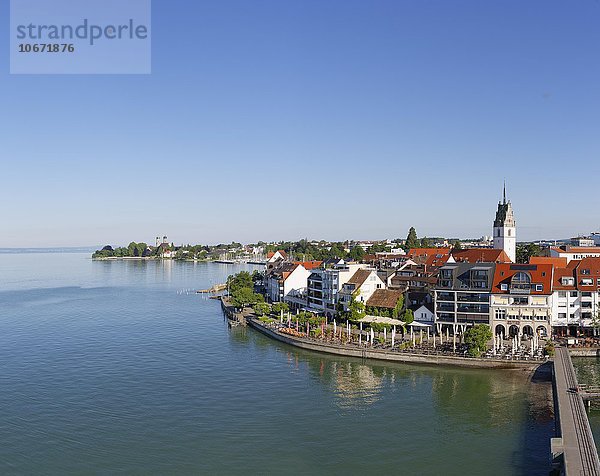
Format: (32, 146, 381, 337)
(552, 347, 600, 475)
(244, 316, 541, 370)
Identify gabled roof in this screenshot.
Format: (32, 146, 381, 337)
(346, 269, 373, 288)
(553, 267, 576, 291)
(366, 289, 404, 309)
(452, 248, 511, 264)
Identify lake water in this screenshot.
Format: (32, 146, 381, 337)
(0, 252, 554, 474)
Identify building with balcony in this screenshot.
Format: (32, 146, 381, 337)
(265, 262, 316, 303)
(434, 263, 495, 332)
(551, 258, 600, 336)
(306, 262, 367, 317)
(339, 269, 385, 311)
(489, 263, 553, 339)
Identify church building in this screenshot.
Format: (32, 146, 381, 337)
(493, 185, 516, 263)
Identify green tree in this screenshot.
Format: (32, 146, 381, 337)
(420, 237, 431, 248)
(231, 287, 261, 308)
(451, 240, 463, 251)
(272, 302, 290, 315)
(227, 272, 253, 293)
(348, 246, 365, 261)
(516, 243, 542, 264)
(405, 227, 419, 250)
(253, 302, 271, 316)
(402, 308, 414, 324)
(464, 324, 493, 357)
(349, 290, 366, 321)
(392, 294, 405, 318)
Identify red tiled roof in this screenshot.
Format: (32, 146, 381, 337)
(530, 256, 568, 268)
(293, 261, 323, 270)
(408, 248, 451, 267)
(492, 264, 553, 294)
(366, 289, 404, 309)
(452, 248, 511, 263)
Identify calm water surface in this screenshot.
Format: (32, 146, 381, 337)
(0, 253, 553, 475)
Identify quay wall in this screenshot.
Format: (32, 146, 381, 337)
(246, 318, 540, 370)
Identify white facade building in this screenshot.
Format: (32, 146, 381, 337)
(265, 263, 311, 303)
(307, 262, 367, 317)
(339, 269, 385, 311)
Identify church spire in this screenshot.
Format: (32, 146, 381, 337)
(503, 181, 506, 205)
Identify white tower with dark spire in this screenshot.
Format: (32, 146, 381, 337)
(493, 183, 516, 262)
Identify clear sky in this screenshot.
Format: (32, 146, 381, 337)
(2, 0, 599, 247)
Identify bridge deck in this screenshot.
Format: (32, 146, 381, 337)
(554, 346, 600, 475)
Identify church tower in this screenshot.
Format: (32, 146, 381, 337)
(493, 183, 516, 262)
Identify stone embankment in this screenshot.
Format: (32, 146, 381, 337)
(234, 312, 543, 370)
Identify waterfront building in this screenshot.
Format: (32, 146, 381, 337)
(551, 258, 600, 336)
(434, 262, 496, 332)
(306, 262, 367, 317)
(412, 303, 435, 325)
(493, 185, 517, 263)
(489, 263, 553, 339)
(365, 289, 405, 315)
(339, 269, 385, 311)
(265, 261, 321, 303)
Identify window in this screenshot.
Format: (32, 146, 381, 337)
(570, 291, 578, 298)
(500, 283, 508, 291)
(558, 291, 567, 298)
(581, 269, 591, 275)
(513, 296, 528, 305)
(581, 278, 593, 286)
(582, 292, 592, 298)
(558, 313, 567, 319)
(535, 284, 543, 292)
(495, 309, 507, 320)
(511, 272, 531, 292)
(570, 313, 576, 319)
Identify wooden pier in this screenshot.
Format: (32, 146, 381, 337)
(552, 346, 600, 475)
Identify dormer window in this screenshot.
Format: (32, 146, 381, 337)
(511, 272, 531, 293)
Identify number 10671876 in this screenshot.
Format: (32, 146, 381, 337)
(18, 44, 75, 53)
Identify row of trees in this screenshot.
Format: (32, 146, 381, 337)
(92, 242, 152, 259)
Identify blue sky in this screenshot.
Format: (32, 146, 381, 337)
(2, 0, 599, 247)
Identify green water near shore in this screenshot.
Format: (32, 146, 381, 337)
(0, 252, 553, 474)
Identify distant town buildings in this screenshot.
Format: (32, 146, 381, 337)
(258, 184, 600, 338)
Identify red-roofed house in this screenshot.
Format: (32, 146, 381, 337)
(551, 258, 600, 336)
(339, 269, 385, 311)
(490, 263, 553, 338)
(407, 248, 452, 268)
(265, 262, 311, 303)
(452, 248, 511, 264)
